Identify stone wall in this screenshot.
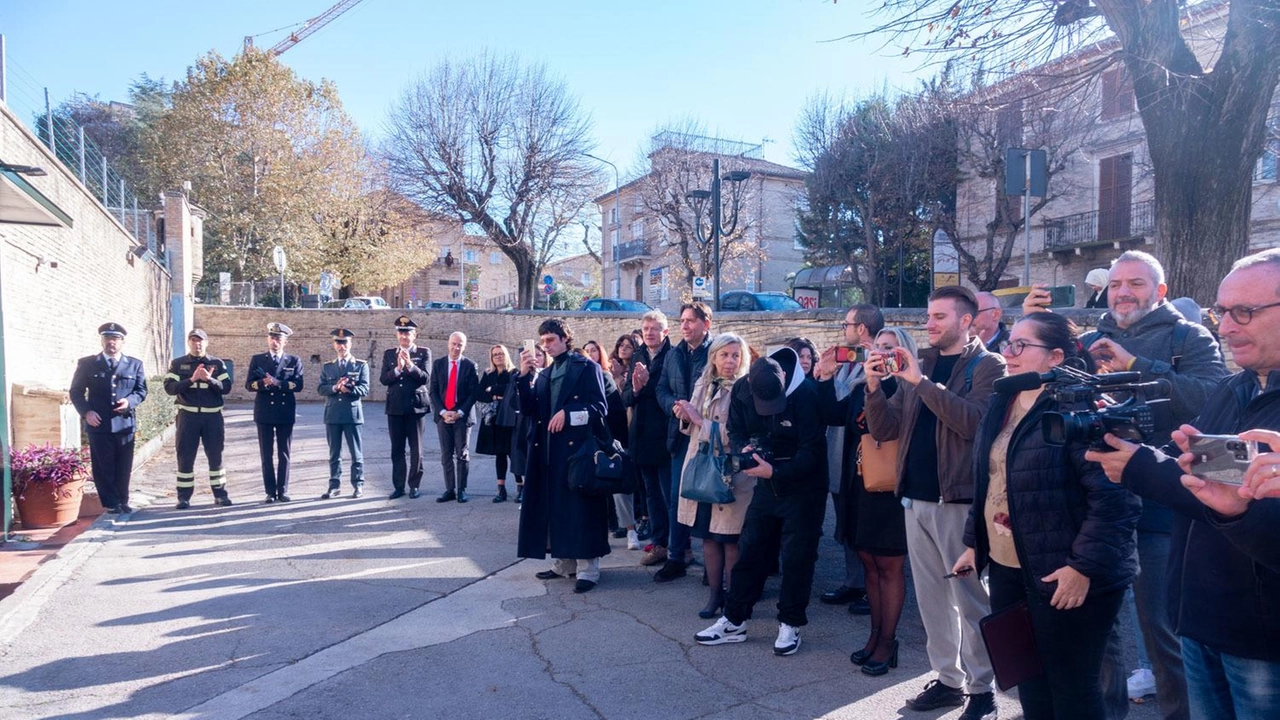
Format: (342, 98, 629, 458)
(0, 104, 173, 447)
(192, 305, 1109, 404)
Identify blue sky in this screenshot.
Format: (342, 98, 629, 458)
(1, 0, 924, 176)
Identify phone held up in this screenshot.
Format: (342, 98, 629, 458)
(1188, 434, 1258, 485)
(834, 345, 868, 364)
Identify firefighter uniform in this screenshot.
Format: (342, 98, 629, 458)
(165, 329, 233, 508)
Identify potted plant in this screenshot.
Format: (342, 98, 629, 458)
(11, 444, 89, 529)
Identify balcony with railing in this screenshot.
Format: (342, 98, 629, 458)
(1044, 199, 1154, 253)
(612, 239, 651, 265)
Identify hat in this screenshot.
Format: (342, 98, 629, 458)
(748, 357, 787, 416)
(331, 328, 354, 343)
(1085, 268, 1109, 288)
(98, 322, 127, 338)
(188, 328, 208, 341)
(266, 322, 293, 338)
(395, 316, 417, 331)
(768, 346, 804, 398)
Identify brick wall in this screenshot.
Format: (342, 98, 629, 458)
(193, 305, 1109, 403)
(1, 105, 173, 404)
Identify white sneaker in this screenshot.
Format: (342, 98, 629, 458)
(695, 616, 746, 645)
(1127, 668, 1156, 701)
(773, 622, 801, 656)
(626, 529, 641, 551)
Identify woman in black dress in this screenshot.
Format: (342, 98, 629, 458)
(476, 345, 516, 503)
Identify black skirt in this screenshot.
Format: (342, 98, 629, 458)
(475, 422, 512, 457)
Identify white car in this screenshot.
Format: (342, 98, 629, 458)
(341, 296, 390, 309)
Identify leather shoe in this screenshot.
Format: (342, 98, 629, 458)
(820, 586, 864, 605)
(277, 495, 291, 503)
(848, 597, 872, 615)
(436, 490, 457, 503)
(388, 489, 406, 499)
(535, 570, 567, 580)
(457, 491, 469, 503)
(175, 500, 190, 510)
(264, 496, 276, 504)
(409, 488, 422, 499)
(321, 488, 340, 499)
(214, 495, 233, 507)
(107, 505, 124, 514)
(120, 504, 134, 514)
(573, 579, 597, 594)
(352, 486, 363, 498)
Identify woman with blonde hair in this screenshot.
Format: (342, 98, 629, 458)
(676, 332, 752, 618)
(476, 344, 517, 502)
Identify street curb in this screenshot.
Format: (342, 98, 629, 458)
(133, 421, 177, 471)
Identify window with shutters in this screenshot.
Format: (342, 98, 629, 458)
(1098, 154, 1134, 241)
(1100, 66, 1136, 121)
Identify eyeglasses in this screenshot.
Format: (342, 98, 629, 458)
(1208, 301, 1280, 326)
(1002, 339, 1054, 357)
(975, 307, 1000, 315)
(840, 321, 863, 331)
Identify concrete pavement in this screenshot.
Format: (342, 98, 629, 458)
(0, 402, 1159, 719)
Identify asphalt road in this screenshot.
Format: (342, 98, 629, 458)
(0, 402, 1161, 719)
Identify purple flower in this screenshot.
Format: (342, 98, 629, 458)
(11, 444, 89, 500)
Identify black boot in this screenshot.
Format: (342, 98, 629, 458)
(175, 487, 193, 510)
(493, 485, 508, 503)
(212, 488, 233, 507)
(515, 483, 524, 504)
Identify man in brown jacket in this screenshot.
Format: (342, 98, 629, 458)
(865, 286, 1005, 720)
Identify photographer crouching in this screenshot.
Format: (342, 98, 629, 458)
(1086, 249, 1280, 718)
(695, 347, 827, 656)
(952, 312, 1142, 718)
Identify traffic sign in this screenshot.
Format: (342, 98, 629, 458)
(272, 246, 287, 273)
(692, 276, 707, 298)
(542, 274, 554, 285)
(543, 283, 554, 295)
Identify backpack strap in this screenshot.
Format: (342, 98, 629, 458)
(961, 353, 984, 394)
(1170, 320, 1191, 371)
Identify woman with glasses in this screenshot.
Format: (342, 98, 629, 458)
(952, 313, 1141, 718)
(476, 345, 517, 502)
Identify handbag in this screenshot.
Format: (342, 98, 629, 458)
(857, 434, 899, 493)
(566, 416, 636, 496)
(979, 600, 1045, 691)
(680, 421, 735, 505)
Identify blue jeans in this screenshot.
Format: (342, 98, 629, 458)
(1182, 637, 1280, 719)
(667, 436, 691, 561)
(639, 463, 670, 548)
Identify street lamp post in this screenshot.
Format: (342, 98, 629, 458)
(686, 158, 750, 312)
(583, 153, 621, 298)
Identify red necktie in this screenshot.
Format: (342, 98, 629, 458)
(445, 360, 458, 410)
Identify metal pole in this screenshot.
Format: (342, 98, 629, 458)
(78, 126, 86, 182)
(711, 159, 721, 313)
(280, 271, 285, 309)
(101, 157, 108, 204)
(1023, 151, 1032, 286)
(584, 153, 621, 298)
(1, 35, 7, 104)
(44, 87, 54, 153)
(119, 177, 126, 224)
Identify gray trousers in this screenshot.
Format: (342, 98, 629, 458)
(326, 423, 363, 488)
(905, 500, 995, 694)
(436, 418, 471, 492)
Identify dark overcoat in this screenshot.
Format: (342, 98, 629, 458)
(621, 338, 671, 466)
(515, 353, 612, 561)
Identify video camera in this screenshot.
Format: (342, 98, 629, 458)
(993, 362, 1172, 449)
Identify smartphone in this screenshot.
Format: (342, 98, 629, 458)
(1048, 285, 1076, 308)
(834, 345, 867, 364)
(943, 567, 974, 579)
(882, 350, 903, 374)
(522, 339, 537, 355)
(1188, 434, 1257, 485)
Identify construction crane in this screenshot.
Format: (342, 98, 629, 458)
(243, 0, 366, 57)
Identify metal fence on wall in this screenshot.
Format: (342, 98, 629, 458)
(1, 47, 158, 252)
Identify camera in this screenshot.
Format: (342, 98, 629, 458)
(834, 345, 867, 364)
(725, 437, 771, 473)
(1039, 368, 1172, 449)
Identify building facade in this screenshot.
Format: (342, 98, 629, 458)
(376, 222, 520, 310)
(595, 135, 808, 314)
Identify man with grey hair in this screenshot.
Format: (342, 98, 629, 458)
(1025, 248, 1229, 720)
(624, 309, 673, 564)
(972, 292, 1009, 354)
(430, 331, 479, 503)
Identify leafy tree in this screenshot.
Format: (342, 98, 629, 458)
(383, 52, 599, 310)
(852, 0, 1280, 302)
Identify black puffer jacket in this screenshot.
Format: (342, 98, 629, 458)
(965, 390, 1141, 599)
(1123, 369, 1280, 662)
(622, 338, 671, 466)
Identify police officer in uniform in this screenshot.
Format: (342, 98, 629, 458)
(70, 322, 148, 513)
(245, 322, 304, 503)
(318, 329, 369, 498)
(380, 316, 432, 498)
(164, 328, 233, 508)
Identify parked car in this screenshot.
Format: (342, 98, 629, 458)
(719, 291, 804, 312)
(329, 296, 391, 309)
(425, 301, 464, 310)
(579, 298, 653, 312)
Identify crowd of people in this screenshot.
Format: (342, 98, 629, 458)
(71, 248, 1280, 719)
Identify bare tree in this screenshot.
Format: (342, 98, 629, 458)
(851, 0, 1280, 302)
(383, 53, 599, 309)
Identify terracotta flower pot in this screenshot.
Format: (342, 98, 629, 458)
(15, 476, 86, 529)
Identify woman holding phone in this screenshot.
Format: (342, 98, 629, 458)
(952, 312, 1141, 718)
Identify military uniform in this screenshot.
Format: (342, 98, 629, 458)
(69, 322, 148, 512)
(164, 329, 233, 507)
(380, 316, 432, 497)
(246, 322, 304, 502)
(318, 329, 369, 498)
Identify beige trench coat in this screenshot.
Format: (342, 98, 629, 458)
(676, 376, 754, 536)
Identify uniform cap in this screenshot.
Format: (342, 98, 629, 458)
(266, 322, 293, 337)
(331, 328, 354, 343)
(395, 315, 417, 330)
(188, 328, 209, 341)
(98, 322, 127, 337)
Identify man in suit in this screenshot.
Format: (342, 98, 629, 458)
(70, 322, 148, 514)
(245, 322, 304, 503)
(164, 329, 233, 509)
(318, 329, 369, 499)
(430, 331, 480, 503)
(380, 315, 432, 499)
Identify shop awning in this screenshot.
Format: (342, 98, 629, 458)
(792, 264, 860, 289)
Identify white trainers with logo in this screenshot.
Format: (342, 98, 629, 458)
(695, 616, 746, 645)
(626, 528, 641, 551)
(1128, 668, 1156, 701)
(773, 622, 801, 656)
